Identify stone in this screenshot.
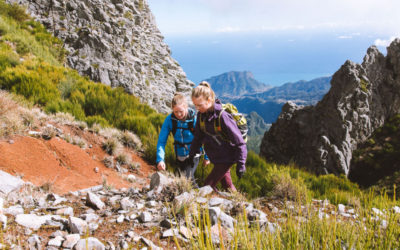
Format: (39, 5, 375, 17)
(73, 237, 105, 250)
(4, 205, 24, 216)
(179, 226, 191, 239)
(56, 207, 74, 217)
(117, 215, 124, 223)
(162, 228, 179, 238)
(15, 214, 56, 230)
(80, 213, 99, 223)
(150, 172, 170, 190)
(27, 234, 41, 249)
(51, 230, 67, 238)
(62, 234, 81, 248)
(209, 197, 226, 207)
(372, 207, 384, 216)
(106, 241, 116, 250)
(127, 174, 136, 182)
(120, 197, 135, 211)
(47, 235, 64, 247)
(160, 218, 176, 229)
(69, 217, 88, 235)
(139, 212, 152, 223)
(338, 204, 346, 214)
(0, 214, 6, 229)
(146, 200, 157, 207)
(196, 197, 208, 204)
(198, 185, 213, 196)
(86, 192, 105, 210)
(140, 237, 162, 250)
(381, 219, 388, 229)
(0, 170, 25, 197)
(174, 192, 194, 209)
(347, 208, 355, 214)
(209, 207, 236, 229)
(247, 209, 268, 222)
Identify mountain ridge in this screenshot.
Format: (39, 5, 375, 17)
(260, 39, 400, 176)
(204, 71, 271, 97)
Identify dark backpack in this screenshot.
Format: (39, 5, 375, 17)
(199, 103, 248, 143)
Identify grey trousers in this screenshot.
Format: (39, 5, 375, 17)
(176, 156, 200, 181)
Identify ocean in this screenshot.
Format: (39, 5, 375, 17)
(164, 31, 387, 86)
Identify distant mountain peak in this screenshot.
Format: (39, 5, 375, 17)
(203, 71, 270, 97)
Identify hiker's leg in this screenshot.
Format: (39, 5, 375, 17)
(220, 169, 237, 192)
(175, 159, 185, 177)
(185, 156, 200, 184)
(204, 164, 231, 191)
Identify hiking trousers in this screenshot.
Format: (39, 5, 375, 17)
(176, 156, 200, 184)
(204, 163, 236, 192)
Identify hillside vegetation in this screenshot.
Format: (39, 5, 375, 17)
(350, 114, 400, 195)
(1, 2, 400, 248)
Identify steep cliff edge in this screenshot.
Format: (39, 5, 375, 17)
(7, 0, 194, 113)
(260, 39, 400, 176)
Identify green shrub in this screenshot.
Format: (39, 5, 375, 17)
(0, 62, 61, 106)
(0, 1, 30, 22)
(0, 44, 20, 71)
(85, 115, 109, 128)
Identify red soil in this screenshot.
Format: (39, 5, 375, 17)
(0, 127, 155, 194)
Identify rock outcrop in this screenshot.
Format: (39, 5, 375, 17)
(7, 0, 194, 113)
(260, 39, 400, 176)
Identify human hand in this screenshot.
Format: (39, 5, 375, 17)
(203, 159, 210, 166)
(236, 169, 245, 179)
(157, 161, 166, 171)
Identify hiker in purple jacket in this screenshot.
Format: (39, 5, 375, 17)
(188, 81, 247, 192)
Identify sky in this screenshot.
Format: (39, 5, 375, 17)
(147, 0, 400, 85)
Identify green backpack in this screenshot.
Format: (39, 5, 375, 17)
(199, 103, 248, 143)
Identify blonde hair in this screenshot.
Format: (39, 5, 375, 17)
(192, 81, 215, 102)
(171, 93, 187, 108)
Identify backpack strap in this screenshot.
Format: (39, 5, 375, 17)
(199, 111, 225, 145)
(171, 111, 195, 136)
(215, 109, 230, 142)
(171, 116, 178, 136)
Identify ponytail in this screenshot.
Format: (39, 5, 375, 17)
(192, 81, 215, 102)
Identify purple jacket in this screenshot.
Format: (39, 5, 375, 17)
(189, 99, 247, 172)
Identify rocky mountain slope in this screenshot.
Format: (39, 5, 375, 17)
(260, 39, 400, 176)
(6, 0, 194, 113)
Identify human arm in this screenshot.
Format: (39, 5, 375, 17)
(220, 112, 247, 176)
(156, 115, 172, 167)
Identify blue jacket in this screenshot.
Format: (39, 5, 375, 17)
(189, 99, 247, 172)
(156, 108, 197, 163)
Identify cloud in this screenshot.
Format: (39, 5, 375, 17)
(149, 0, 400, 36)
(374, 36, 397, 47)
(338, 35, 352, 39)
(216, 26, 242, 33)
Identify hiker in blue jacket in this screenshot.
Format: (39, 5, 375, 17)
(156, 93, 209, 182)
